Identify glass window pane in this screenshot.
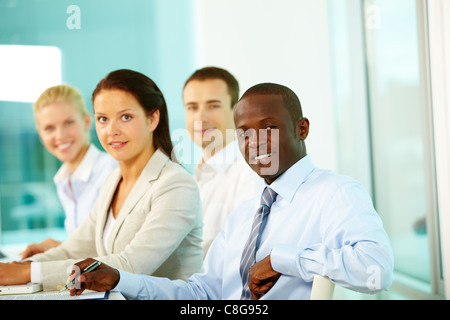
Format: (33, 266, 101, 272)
(0, 45, 65, 245)
(0, 101, 66, 245)
(364, 0, 435, 284)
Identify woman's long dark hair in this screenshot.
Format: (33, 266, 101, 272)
(92, 69, 174, 159)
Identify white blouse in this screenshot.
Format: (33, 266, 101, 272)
(102, 208, 116, 255)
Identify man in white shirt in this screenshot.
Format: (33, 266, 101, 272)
(69, 82, 394, 300)
(182, 67, 261, 255)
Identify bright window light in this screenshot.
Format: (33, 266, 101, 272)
(0, 45, 62, 103)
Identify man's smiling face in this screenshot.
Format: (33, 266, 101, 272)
(234, 93, 308, 184)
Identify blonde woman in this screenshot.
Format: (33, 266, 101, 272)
(20, 85, 118, 259)
(0, 69, 203, 291)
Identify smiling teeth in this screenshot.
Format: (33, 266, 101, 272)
(58, 143, 71, 149)
(255, 153, 272, 160)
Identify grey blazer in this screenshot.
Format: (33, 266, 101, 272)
(32, 149, 203, 291)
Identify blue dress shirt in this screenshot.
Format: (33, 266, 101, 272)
(115, 155, 394, 299)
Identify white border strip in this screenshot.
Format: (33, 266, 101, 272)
(427, 0, 450, 299)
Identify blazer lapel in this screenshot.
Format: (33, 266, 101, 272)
(105, 149, 169, 253)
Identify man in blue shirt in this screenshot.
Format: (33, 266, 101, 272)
(69, 83, 394, 300)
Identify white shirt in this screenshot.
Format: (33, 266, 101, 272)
(54, 144, 118, 235)
(115, 155, 394, 300)
(194, 140, 262, 255)
(102, 209, 115, 255)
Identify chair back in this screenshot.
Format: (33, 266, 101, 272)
(310, 275, 335, 300)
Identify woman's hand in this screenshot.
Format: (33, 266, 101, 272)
(0, 261, 31, 285)
(21, 238, 61, 260)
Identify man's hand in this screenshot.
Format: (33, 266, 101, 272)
(248, 255, 281, 300)
(68, 258, 120, 296)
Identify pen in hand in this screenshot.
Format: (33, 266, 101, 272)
(59, 260, 102, 293)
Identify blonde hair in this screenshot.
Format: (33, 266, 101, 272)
(33, 84, 88, 116)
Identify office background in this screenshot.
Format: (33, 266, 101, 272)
(1, 0, 449, 300)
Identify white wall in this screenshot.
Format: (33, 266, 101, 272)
(192, 0, 337, 171)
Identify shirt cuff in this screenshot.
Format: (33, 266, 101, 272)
(30, 262, 42, 284)
(114, 269, 145, 300)
(270, 243, 302, 277)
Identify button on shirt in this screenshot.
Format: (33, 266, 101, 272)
(194, 140, 262, 256)
(54, 144, 118, 235)
(115, 155, 394, 300)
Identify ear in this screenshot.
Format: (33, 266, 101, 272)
(84, 113, 92, 131)
(296, 117, 309, 140)
(148, 109, 160, 132)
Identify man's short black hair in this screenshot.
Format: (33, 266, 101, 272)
(240, 83, 303, 124)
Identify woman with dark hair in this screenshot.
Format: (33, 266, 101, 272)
(92, 69, 174, 159)
(0, 69, 203, 291)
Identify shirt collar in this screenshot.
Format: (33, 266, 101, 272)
(53, 144, 101, 184)
(266, 154, 315, 204)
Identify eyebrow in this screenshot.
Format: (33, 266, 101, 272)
(185, 99, 223, 105)
(95, 108, 136, 115)
(259, 117, 278, 122)
(39, 114, 75, 124)
(236, 117, 280, 130)
(206, 99, 223, 104)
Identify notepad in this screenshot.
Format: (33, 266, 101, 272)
(0, 290, 109, 300)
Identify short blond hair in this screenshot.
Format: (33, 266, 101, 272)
(33, 84, 87, 116)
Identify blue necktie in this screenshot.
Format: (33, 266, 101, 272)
(239, 186, 278, 300)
